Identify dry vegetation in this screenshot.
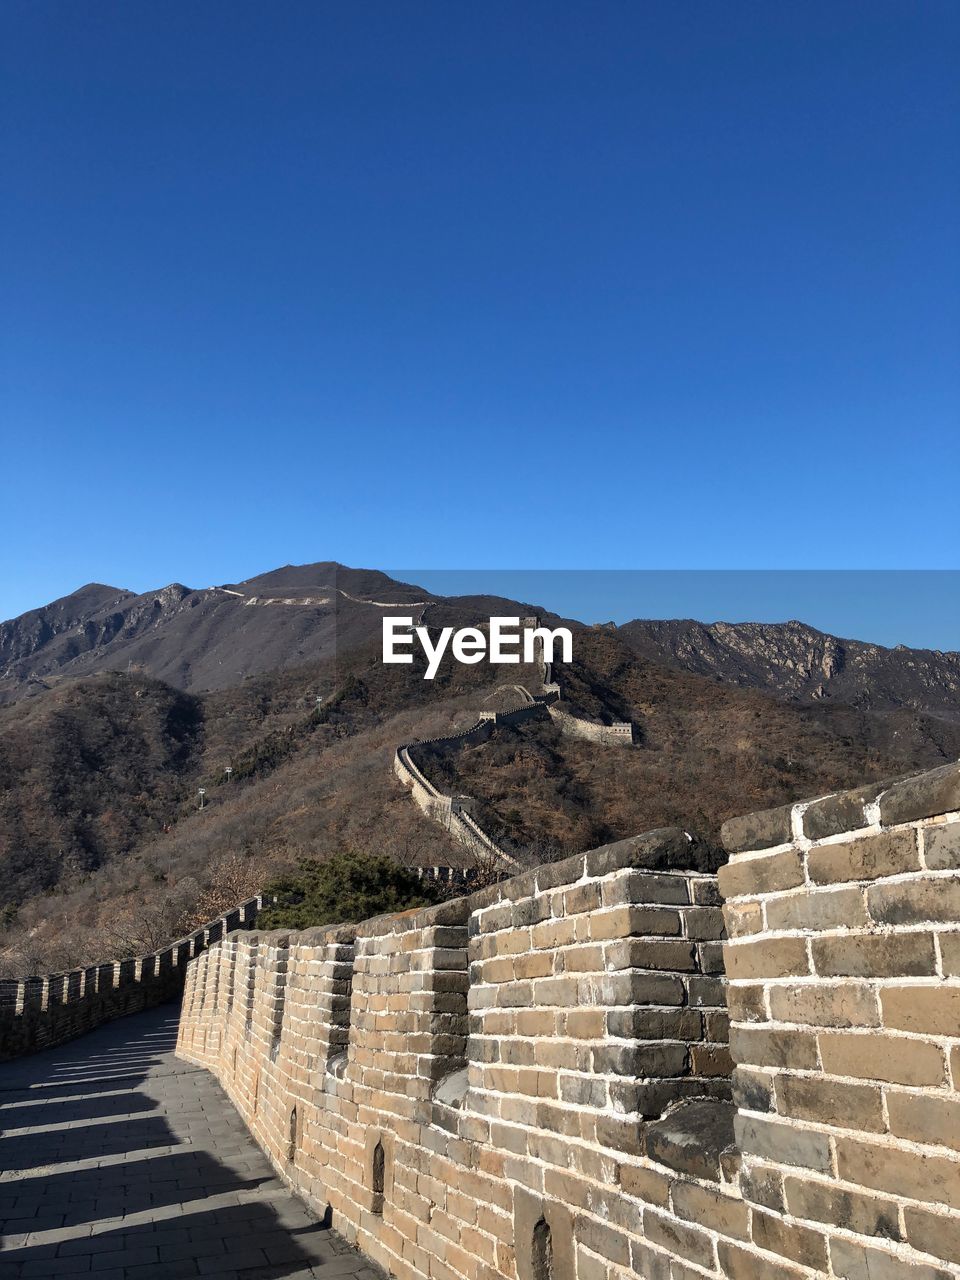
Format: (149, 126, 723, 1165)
(3, 625, 957, 978)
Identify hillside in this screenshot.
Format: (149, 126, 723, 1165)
(618, 617, 960, 722)
(2, 564, 959, 978)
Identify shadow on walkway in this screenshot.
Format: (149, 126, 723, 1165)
(0, 1003, 380, 1280)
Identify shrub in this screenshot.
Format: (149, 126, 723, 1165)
(256, 850, 441, 930)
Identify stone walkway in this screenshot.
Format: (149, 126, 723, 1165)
(0, 1004, 381, 1280)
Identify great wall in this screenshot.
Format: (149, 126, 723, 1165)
(175, 760, 960, 1280)
(394, 619, 635, 869)
(2, 629, 960, 1279)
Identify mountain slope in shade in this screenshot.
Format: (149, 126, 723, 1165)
(617, 618, 960, 724)
(0, 564, 438, 703)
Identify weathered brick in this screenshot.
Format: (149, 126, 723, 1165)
(869, 877, 960, 926)
(717, 1239, 807, 1280)
(734, 1114, 832, 1173)
(940, 932, 960, 976)
(726, 983, 767, 1024)
(671, 1180, 750, 1239)
(765, 885, 867, 932)
(812, 932, 937, 979)
(783, 1175, 901, 1240)
(904, 1205, 960, 1266)
(600, 871, 691, 907)
(836, 1135, 960, 1210)
(881, 984, 960, 1036)
(807, 829, 919, 885)
(731, 1067, 773, 1113)
(767, 980, 878, 1029)
(751, 1208, 828, 1271)
(925, 822, 960, 870)
(819, 1031, 945, 1086)
(603, 939, 697, 972)
(775, 1075, 884, 1132)
(718, 848, 803, 898)
(724, 937, 809, 982)
(720, 806, 795, 856)
(729, 1026, 819, 1071)
(880, 763, 960, 827)
(589, 907, 681, 941)
(830, 1235, 955, 1280)
(724, 901, 763, 939)
(886, 1091, 960, 1152)
(641, 1209, 714, 1269)
(802, 783, 884, 841)
(618, 1162, 671, 1207)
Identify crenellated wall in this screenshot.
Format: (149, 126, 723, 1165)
(0, 895, 266, 1059)
(178, 761, 960, 1280)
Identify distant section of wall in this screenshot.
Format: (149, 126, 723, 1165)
(394, 704, 548, 867)
(179, 761, 960, 1280)
(546, 705, 634, 746)
(0, 895, 265, 1060)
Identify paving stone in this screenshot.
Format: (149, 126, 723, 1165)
(0, 1005, 379, 1280)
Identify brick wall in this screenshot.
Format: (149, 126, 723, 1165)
(178, 761, 960, 1280)
(0, 895, 264, 1060)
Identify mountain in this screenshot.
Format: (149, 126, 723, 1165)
(0, 564, 436, 704)
(617, 618, 960, 724)
(3, 564, 959, 978)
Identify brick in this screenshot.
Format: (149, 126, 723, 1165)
(819, 1031, 945, 1086)
(641, 1209, 714, 1269)
(739, 1163, 784, 1211)
(603, 939, 696, 972)
(618, 1162, 671, 1207)
(807, 829, 919, 885)
(726, 984, 767, 1023)
(600, 870, 691, 907)
(836, 1135, 960, 1210)
(751, 1208, 828, 1271)
(881, 985, 960, 1036)
(687, 974, 726, 1007)
(830, 1236, 955, 1280)
(720, 806, 795, 856)
(732, 1067, 773, 1113)
(940, 932, 960, 976)
(728, 1026, 819, 1071)
(734, 1114, 832, 1173)
(671, 1180, 750, 1239)
(588, 906, 681, 940)
(925, 822, 960, 870)
(812, 933, 937, 978)
(869, 877, 960, 926)
(802, 783, 884, 840)
(904, 1205, 960, 1266)
(886, 1091, 960, 1152)
(684, 906, 726, 941)
(775, 1075, 884, 1132)
(768, 981, 879, 1028)
(718, 848, 803, 897)
(723, 937, 809, 982)
(783, 1174, 901, 1240)
(717, 1239, 807, 1280)
(880, 763, 960, 826)
(724, 901, 763, 939)
(765, 886, 867, 932)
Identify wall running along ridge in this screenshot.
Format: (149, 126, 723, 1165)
(394, 622, 634, 868)
(0, 895, 266, 1060)
(178, 760, 960, 1280)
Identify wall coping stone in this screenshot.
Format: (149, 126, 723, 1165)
(721, 761, 960, 854)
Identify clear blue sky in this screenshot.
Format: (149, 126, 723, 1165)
(1, 2, 958, 629)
